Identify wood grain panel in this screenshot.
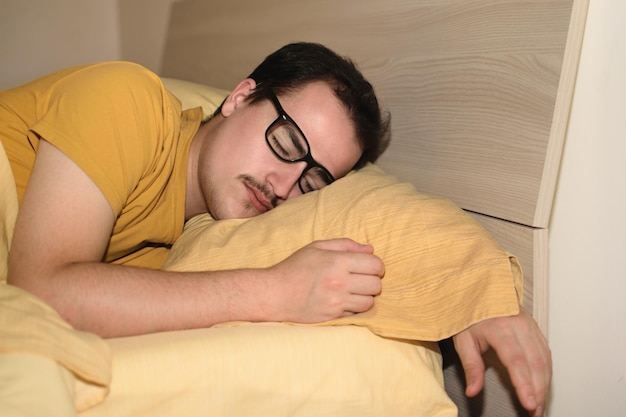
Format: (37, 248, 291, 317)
(373, 53, 560, 226)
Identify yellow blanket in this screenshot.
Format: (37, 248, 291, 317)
(0, 141, 111, 415)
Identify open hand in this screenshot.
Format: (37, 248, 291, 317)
(452, 308, 552, 416)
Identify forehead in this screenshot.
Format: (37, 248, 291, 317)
(274, 82, 362, 178)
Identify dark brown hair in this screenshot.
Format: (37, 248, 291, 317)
(245, 42, 390, 169)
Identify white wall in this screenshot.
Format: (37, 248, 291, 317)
(117, 0, 178, 73)
(0, 0, 177, 89)
(547, 0, 626, 415)
(0, 0, 121, 90)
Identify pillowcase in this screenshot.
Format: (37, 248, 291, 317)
(160, 77, 229, 120)
(163, 163, 522, 342)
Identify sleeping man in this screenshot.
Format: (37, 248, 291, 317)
(0, 42, 550, 416)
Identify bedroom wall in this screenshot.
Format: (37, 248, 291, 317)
(0, 0, 121, 90)
(117, 0, 177, 73)
(547, 0, 626, 415)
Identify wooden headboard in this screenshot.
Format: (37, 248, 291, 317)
(160, 0, 588, 415)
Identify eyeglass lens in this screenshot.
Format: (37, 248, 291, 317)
(266, 121, 334, 192)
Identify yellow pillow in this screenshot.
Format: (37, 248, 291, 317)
(160, 77, 229, 120)
(163, 163, 521, 341)
(87, 325, 457, 417)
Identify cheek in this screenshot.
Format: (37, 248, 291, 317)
(220, 123, 272, 168)
(204, 133, 248, 174)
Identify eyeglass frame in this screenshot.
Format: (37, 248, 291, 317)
(264, 90, 336, 194)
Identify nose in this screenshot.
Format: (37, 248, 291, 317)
(267, 162, 307, 201)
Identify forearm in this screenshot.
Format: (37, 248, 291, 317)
(9, 262, 278, 338)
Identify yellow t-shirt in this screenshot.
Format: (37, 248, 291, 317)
(0, 62, 203, 268)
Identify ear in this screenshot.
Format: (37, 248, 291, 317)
(220, 78, 257, 117)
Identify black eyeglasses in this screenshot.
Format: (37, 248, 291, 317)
(265, 90, 335, 194)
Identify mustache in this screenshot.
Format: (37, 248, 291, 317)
(238, 174, 279, 209)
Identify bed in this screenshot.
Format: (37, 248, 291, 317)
(0, 0, 588, 416)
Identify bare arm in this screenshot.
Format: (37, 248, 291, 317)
(8, 141, 384, 338)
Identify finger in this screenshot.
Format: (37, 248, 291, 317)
(512, 316, 552, 415)
(534, 326, 552, 410)
(348, 252, 385, 277)
(497, 335, 537, 411)
(309, 239, 385, 277)
(346, 273, 383, 296)
(343, 294, 376, 314)
(312, 238, 374, 254)
(491, 312, 550, 414)
(527, 335, 551, 416)
(453, 331, 486, 397)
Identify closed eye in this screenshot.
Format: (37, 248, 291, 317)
(269, 133, 290, 157)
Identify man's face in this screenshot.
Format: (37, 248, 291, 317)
(196, 80, 362, 220)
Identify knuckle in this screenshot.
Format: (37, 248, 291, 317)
(510, 356, 528, 370)
(529, 355, 548, 372)
(325, 295, 344, 312)
(324, 277, 345, 292)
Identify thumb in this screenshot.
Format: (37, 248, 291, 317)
(453, 332, 486, 398)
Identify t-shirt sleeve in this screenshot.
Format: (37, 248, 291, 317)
(28, 62, 172, 215)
